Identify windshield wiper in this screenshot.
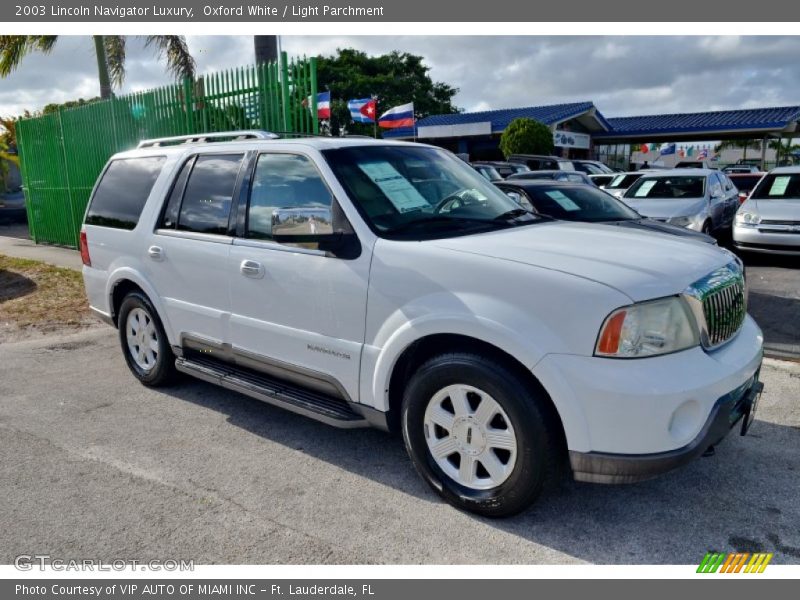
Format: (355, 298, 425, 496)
(493, 208, 535, 221)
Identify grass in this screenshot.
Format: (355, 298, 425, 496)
(0, 254, 92, 336)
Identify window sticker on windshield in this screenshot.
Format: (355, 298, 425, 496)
(635, 180, 657, 197)
(768, 176, 791, 196)
(358, 161, 430, 213)
(544, 190, 581, 211)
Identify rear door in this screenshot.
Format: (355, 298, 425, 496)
(144, 152, 246, 348)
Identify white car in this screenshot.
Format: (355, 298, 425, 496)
(80, 131, 763, 517)
(603, 171, 646, 198)
(621, 168, 740, 235)
(734, 166, 800, 255)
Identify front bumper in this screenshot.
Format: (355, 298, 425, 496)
(569, 374, 763, 483)
(733, 225, 800, 255)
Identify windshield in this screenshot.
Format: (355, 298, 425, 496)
(474, 165, 503, 181)
(322, 145, 542, 239)
(729, 175, 763, 192)
(606, 173, 643, 190)
(750, 173, 800, 199)
(625, 175, 706, 199)
(519, 185, 640, 222)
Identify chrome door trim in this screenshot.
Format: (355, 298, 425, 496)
(154, 229, 234, 245)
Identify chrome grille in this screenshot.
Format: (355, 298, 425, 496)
(684, 262, 747, 349)
(702, 278, 746, 346)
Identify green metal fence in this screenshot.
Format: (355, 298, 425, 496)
(16, 52, 318, 248)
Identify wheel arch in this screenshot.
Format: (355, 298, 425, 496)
(106, 269, 176, 344)
(382, 333, 567, 457)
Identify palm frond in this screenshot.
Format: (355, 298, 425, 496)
(104, 35, 126, 88)
(0, 36, 58, 77)
(0, 150, 19, 166)
(144, 35, 196, 82)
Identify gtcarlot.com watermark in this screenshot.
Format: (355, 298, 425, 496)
(14, 555, 194, 572)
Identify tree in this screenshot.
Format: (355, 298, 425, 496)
(499, 118, 554, 158)
(769, 138, 800, 164)
(0, 35, 195, 100)
(715, 139, 761, 161)
(316, 48, 459, 136)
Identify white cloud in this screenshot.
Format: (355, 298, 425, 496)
(1, 35, 799, 120)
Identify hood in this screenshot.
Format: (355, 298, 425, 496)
(612, 219, 716, 244)
(622, 196, 705, 220)
(748, 198, 800, 221)
(432, 221, 732, 302)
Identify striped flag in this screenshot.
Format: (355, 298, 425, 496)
(303, 91, 331, 120)
(348, 98, 376, 123)
(378, 102, 415, 129)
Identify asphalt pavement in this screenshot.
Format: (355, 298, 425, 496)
(0, 328, 798, 565)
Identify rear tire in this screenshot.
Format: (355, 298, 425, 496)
(118, 291, 177, 387)
(401, 352, 562, 518)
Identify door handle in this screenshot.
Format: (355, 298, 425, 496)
(148, 246, 164, 261)
(240, 259, 264, 278)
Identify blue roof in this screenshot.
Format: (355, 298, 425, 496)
(598, 106, 800, 138)
(418, 101, 611, 132)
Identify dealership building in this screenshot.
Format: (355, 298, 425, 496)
(385, 102, 800, 169)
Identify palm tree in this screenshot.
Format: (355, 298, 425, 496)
(769, 138, 800, 164)
(715, 139, 761, 161)
(0, 35, 196, 100)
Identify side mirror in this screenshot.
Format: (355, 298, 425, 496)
(272, 206, 360, 258)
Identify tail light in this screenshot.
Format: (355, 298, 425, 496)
(79, 230, 91, 266)
(738, 192, 748, 205)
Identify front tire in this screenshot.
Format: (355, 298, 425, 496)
(118, 291, 177, 387)
(401, 352, 561, 518)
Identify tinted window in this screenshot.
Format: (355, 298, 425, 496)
(85, 156, 165, 229)
(177, 154, 243, 234)
(159, 157, 193, 229)
(751, 173, 800, 199)
(247, 153, 333, 240)
(606, 174, 643, 190)
(519, 185, 640, 222)
(625, 176, 706, 199)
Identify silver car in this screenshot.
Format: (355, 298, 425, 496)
(620, 168, 739, 235)
(733, 166, 800, 255)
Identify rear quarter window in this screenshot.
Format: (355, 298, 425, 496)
(85, 156, 165, 229)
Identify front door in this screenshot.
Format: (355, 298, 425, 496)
(227, 152, 371, 402)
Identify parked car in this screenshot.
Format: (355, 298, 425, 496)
(508, 154, 576, 171)
(571, 159, 615, 175)
(80, 131, 763, 517)
(675, 160, 718, 170)
(589, 174, 615, 188)
(495, 180, 716, 244)
(728, 172, 766, 204)
(0, 187, 27, 223)
(472, 163, 504, 182)
(723, 164, 761, 174)
(733, 166, 800, 255)
(506, 169, 595, 186)
(472, 160, 530, 178)
(604, 171, 646, 198)
(621, 169, 739, 235)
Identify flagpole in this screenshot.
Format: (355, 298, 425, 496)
(374, 95, 378, 139)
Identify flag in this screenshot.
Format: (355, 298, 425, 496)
(660, 143, 676, 156)
(378, 102, 415, 129)
(678, 148, 686, 158)
(687, 146, 694, 157)
(697, 148, 708, 159)
(348, 98, 376, 123)
(303, 91, 331, 120)
(640, 143, 649, 154)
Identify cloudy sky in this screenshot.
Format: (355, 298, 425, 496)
(1, 35, 799, 118)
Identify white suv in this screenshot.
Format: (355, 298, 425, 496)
(80, 131, 764, 517)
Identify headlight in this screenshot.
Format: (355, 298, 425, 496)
(667, 215, 692, 227)
(736, 212, 761, 226)
(595, 296, 699, 358)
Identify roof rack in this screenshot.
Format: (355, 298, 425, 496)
(137, 130, 279, 149)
